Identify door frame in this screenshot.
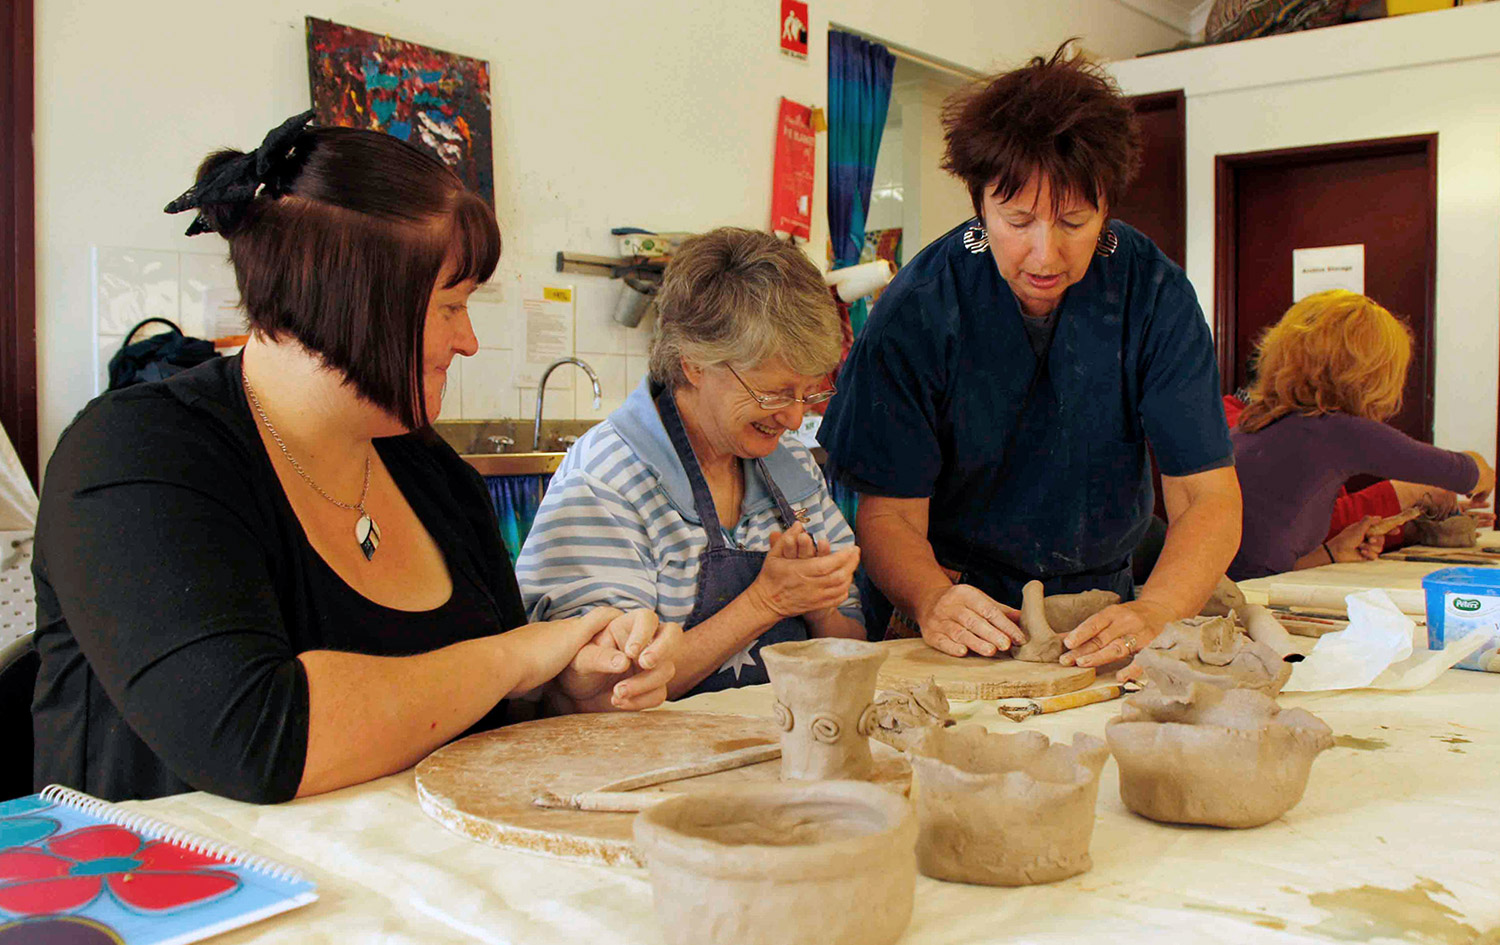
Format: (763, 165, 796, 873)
(1213, 133, 1438, 439)
(1126, 89, 1186, 267)
(0, 0, 37, 484)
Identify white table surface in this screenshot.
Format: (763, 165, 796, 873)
(123, 662, 1500, 943)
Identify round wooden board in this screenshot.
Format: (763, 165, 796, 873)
(415, 711, 910, 867)
(876, 638, 1095, 699)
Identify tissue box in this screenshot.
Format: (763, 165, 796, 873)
(1423, 567, 1500, 672)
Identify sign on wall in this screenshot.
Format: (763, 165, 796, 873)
(771, 98, 816, 241)
(1292, 244, 1365, 302)
(780, 0, 809, 59)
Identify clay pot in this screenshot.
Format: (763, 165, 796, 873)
(907, 726, 1109, 885)
(762, 638, 887, 780)
(632, 781, 916, 945)
(1135, 616, 1293, 695)
(1106, 684, 1333, 828)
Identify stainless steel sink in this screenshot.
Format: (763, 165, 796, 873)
(459, 451, 567, 477)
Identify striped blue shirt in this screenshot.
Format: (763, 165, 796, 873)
(517, 381, 861, 679)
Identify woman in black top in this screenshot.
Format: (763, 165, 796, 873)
(31, 113, 680, 803)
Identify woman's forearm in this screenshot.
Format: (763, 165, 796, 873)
(1293, 545, 1336, 570)
(806, 608, 865, 639)
(855, 496, 954, 622)
(1139, 469, 1242, 619)
(295, 616, 600, 797)
(664, 593, 781, 698)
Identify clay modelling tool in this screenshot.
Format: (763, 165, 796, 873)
(533, 742, 782, 812)
(1367, 507, 1422, 536)
(996, 682, 1138, 722)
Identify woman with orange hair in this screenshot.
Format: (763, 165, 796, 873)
(1229, 290, 1494, 579)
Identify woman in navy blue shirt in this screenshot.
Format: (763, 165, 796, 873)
(819, 44, 1242, 668)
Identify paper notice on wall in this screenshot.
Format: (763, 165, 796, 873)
(204, 287, 248, 341)
(513, 286, 575, 388)
(1292, 244, 1364, 302)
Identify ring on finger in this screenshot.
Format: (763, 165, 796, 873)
(1122, 635, 1139, 655)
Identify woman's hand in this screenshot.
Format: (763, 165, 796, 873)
(747, 523, 860, 621)
(913, 584, 1024, 658)
(1465, 452, 1495, 503)
(1060, 598, 1174, 668)
(552, 609, 682, 712)
(1326, 515, 1383, 563)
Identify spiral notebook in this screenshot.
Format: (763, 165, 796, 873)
(0, 785, 317, 944)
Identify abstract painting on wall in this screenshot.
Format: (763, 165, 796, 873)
(305, 17, 495, 204)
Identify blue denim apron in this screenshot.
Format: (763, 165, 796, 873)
(656, 389, 810, 694)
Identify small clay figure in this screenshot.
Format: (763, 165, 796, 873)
(907, 726, 1108, 885)
(1014, 580, 1120, 663)
(1407, 511, 1480, 548)
(1106, 682, 1333, 828)
(762, 638, 887, 780)
(1133, 615, 1293, 695)
(868, 677, 953, 751)
(633, 781, 916, 945)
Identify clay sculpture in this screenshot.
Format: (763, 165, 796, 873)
(1133, 615, 1293, 695)
(1407, 511, 1480, 547)
(1014, 580, 1121, 662)
(762, 638, 887, 780)
(1199, 576, 1249, 621)
(633, 781, 916, 945)
(869, 677, 953, 751)
(1106, 682, 1333, 827)
(907, 726, 1108, 885)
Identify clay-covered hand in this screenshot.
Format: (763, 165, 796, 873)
(1460, 493, 1495, 527)
(1060, 598, 1174, 668)
(1326, 515, 1383, 562)
(748, 524, 860, 620)
(1415, 488, 1459, 519)
(914, 583, 1025, 658)
(553, 609, 682, 712)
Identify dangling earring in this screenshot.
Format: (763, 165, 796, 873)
(962, 218, 989, 254)
(1095, 225, 1118, 258)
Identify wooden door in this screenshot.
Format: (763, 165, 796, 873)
(1118, 90, 1186, 267)
(1215, 135, 1437, 442)
(0, 0, 37, 484)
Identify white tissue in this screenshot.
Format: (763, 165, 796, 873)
(1283, 589, 1486, 692)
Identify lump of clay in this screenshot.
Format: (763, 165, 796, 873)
(1407, 511, 1479, 548)
(1133, 615, 1293, 695)
(1199, 576, 1248, 620)
(869, 677, 953, 752)
(1106, 682, 1332, 828)
(907, 726, 1108, 885)
(1014, 580, 1120, 662)
(633, 780, 916, 945)
(762, 638, 887, 781)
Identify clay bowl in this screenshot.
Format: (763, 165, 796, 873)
(633, 781, 916, 945)
(908, 726, 1108, 886)
(1106, 689, 1333, 828)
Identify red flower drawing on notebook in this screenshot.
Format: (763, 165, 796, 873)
(0, 825, 241, 917)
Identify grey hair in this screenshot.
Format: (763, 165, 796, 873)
(648, 227, 843, 388)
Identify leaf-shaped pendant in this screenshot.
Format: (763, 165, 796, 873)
(356, 513, 381, 561)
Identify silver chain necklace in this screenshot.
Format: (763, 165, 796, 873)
(243, 373, 382, 560)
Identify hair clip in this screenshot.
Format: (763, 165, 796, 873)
(164, 109, 317, 236)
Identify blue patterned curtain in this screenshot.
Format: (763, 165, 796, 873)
(828, 31, 895, 337)
(486, 475, 548, 564)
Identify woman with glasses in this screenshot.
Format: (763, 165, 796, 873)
(517, 227, 864, 696)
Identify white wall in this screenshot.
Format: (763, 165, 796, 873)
(1109, 4, 1500, 458)
(34, 0, 1183, 470)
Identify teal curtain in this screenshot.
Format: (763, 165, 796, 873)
(486, 475, 548, 564)
(828, 30, 895, 337)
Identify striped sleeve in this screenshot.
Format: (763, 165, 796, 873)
(516, 461, 659, 623)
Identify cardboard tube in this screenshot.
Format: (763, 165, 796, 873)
(825, 260, 894, 301)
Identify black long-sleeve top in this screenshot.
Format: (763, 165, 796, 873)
(31, 355, 526, 802)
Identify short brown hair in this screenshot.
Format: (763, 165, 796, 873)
(196, 127, 499, 428)
(941, 41, 1141, 218)
(649, 228, 842, 388)
(1238, 291, 1413, 434)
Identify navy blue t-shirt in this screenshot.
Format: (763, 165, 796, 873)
(818, 219, 1231, 605)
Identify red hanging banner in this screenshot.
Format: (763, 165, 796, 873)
(780, 0, 808, 59)
(770, 97, 816, 242)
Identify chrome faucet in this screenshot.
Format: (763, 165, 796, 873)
(534, 357, 601, 451)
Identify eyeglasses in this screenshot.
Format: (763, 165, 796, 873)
(725, 364, 835, 411)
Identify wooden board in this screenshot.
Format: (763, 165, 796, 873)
(875, 638, 1095, 700)
(415, 711, 910, 867)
